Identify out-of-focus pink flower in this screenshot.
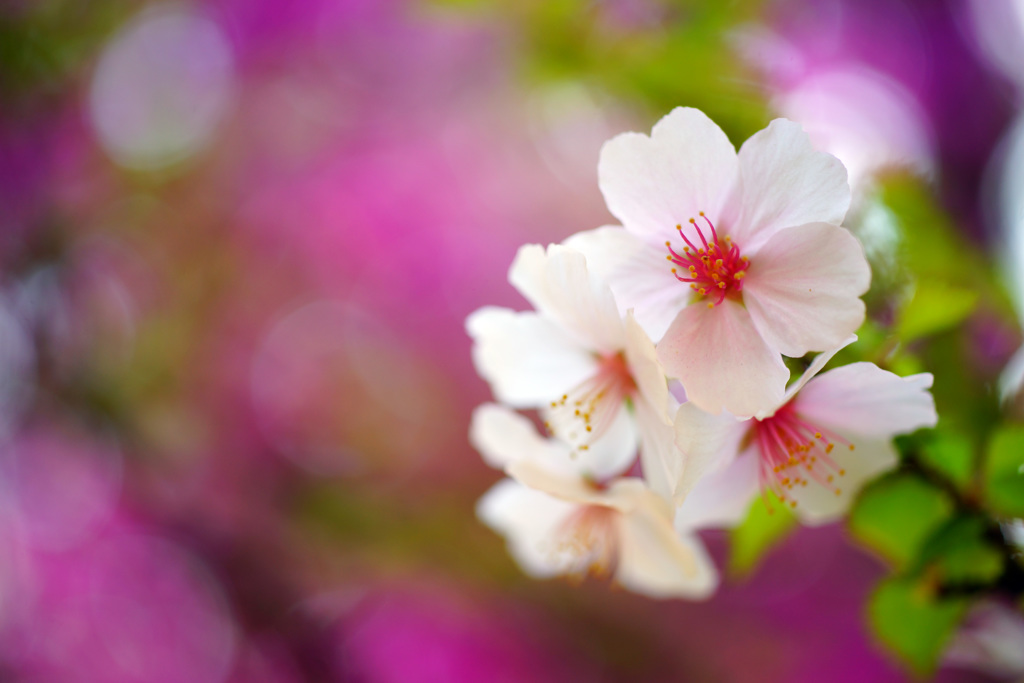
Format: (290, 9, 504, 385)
(336, 585, 584, 683)
(740, 0, 1014, 240)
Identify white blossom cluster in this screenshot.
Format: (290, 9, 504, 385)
(467, 108, 938, 599)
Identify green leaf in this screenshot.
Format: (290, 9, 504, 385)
(897, 281, 978, 343)
(729, 491, 797, 577)
(916, 516, 1004, 586)
(849, 473, 955, 570)
(982, 426, 1024, 518)
(868, 577, 970, 677)
(917, 430, 975, 492)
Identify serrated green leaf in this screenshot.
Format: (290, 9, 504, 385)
(918, 430, 975, 492)
(916, 516, 1004, 586)
(849, 473, 955, 569)
(729, 491, 797, 577)
(868, 577, 970, 677)
(982, 426, 1024, 518)
(897, 281, 978, 342)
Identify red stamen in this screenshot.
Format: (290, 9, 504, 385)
(749, 402, 853, 506)
(666, 213, 748, 308)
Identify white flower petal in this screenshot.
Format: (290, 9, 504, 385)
(467, 307, 597, 408)
(507, 461, 615, 508)
(742, 223, 870, 358)
(508, 244, 625, 353)
(543, 401, 639, 481)
(472, 403, 635, 482)
(657, 298, 789, 418)
(730, 119, 851, 251)
(674, 447, 760, 533)
(673, 401, 747, 504)
(788, 437, 898, 526)
(623, 311, 671, 424)
(598, 108, 738, 245)
(476, 479, 580, 578)
(564, 226, 687, 342)
(609, 479, 718, 599)
(795, 363, 937, 438)
(635, 396, 683, 503)
(469, 403, 575, 472)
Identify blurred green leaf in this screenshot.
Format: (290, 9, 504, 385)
(897, 281, 978, 343)
(849, 473, 955, 570)
(982, 426, 1024, 518)
(916, 516, 1004, 586)
(729, 491, 797, 577)
(868, 576, 970, 677)
(917, 429, 975, 493)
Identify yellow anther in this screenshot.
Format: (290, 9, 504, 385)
(849, 444, 855, 451)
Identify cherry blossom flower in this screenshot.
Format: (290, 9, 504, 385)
(466, 243, 687, 502)
(566, 107, 871, 417)
(472, 403, 717, 599)
(672, 346, 937, 529)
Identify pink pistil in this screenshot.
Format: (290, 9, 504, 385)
(751, 402, 853, 507)
(546, 352, 636, 453)
(665, 213, 749, 307)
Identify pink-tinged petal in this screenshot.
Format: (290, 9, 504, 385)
(743, 223, 870, 358)
(635, 396, 682, 503)
(476, 479, 580, 578)
(795, 363, 937, 438)
(675, 447, 760, 533)
(657, 299, 788, 418)
(775, 335, 858, 414)
(788, 437, 898, 526)
(623, 311, 671, 424)
(467, 307, 596, 408)
(508, 244, 625, 353)
(673, 402, 747, 505)
(609, 479, 718, 599)
(598, 108, 738, 245)
(729, 119, 851, 250)
(564, 227, 687, 341)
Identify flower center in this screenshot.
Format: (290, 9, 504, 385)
(555, 505, 619, 580)
(750, 402, 854, 507)
(665, 212, 748, 308)
(545, 352, 637, 454)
